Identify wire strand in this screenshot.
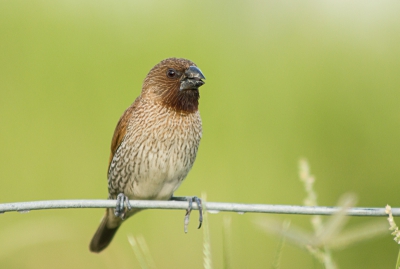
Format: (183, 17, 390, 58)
(0, 200, 397, 216)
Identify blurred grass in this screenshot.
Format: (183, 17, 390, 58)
(1, 0, 400, 268)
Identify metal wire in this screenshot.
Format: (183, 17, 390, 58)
(0, 200, 397, 216)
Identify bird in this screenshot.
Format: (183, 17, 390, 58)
(89, 57, 206, 253)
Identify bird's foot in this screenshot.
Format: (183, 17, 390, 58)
(170, 196, 203, 233)
(115, 193, 132, 220)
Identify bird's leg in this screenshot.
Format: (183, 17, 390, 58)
(193, 196, 203, 228)
(170, 196, 203, 233)
(115, 193, 132, 220)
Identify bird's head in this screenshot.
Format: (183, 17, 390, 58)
(141, 58, 206, 113)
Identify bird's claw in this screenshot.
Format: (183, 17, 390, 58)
(169, 196, 203, 232)
(115, 193, 131, 220)
(171, 196, 202, 233)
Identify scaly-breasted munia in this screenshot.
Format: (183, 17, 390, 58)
(89, 58, 205, 253)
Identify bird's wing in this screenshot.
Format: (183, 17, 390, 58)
(108, 97, 140, 169)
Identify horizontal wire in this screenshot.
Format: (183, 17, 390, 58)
(0, 200, 397, 216)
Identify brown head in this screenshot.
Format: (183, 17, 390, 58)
(141, 58, 206, 113)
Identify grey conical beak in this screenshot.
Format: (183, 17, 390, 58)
(180, 66, 206, 91)
(186, 66, 206, 80)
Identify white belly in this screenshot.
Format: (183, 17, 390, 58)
(129, 142, 192, 200)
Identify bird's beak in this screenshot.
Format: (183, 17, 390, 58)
(180, 66, 206, 91)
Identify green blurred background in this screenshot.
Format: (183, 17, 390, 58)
(1, 1, 400, 268)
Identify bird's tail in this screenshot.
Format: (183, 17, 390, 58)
(89, 209, 122, 253)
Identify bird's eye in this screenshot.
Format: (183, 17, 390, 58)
(166, 69, 177, 79)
